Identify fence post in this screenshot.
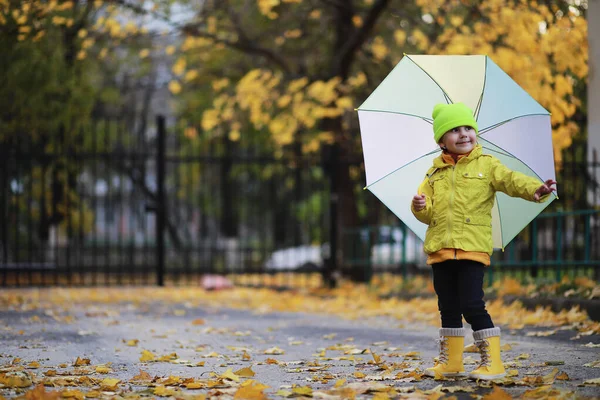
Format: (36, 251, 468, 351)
(321, 144, 338, 288)
(156, 116, 166, 286)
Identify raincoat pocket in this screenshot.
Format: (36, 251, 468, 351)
(462, 215, 493, 252)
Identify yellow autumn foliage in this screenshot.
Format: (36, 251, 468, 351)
(420, 0, 587, 164)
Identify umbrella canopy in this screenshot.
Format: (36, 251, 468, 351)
(357, 54, 557, 250)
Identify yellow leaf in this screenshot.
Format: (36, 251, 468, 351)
(185, 381, 204, 389)
(154, 385, 178, 397)
(371, 37, 389, 61)
(242, 351, 251, 361)
(292, 386, 313, 396)
(126, 339, 139, 346)
(202, 109, 220, 131)
(158, 352, 178, 361)
(140, 350, 156, 362)
(139, 49, 150, 58)
(95, 366, 111, 374)
(265, 358, 279, 364)
(27, 361, 40, 368)
(74, 357, 91, 366)
(264, 346, 285, 355)
(220, 368, 240, 382)
(542, 368, 559, 384)
(354, 372, 365, 378)
(191, 318, 205, 325)
(184, 127, 198, 139)
(284, 29, 302, 39)
(168, 81, 182, 95)
(172, 58, 186, 75)
(482, 385, 512, 399)
(336, 97, 353, 110)
(394, 30, 406, 46)
(100, 378, 120, 390)
(235, 367, 255, 377)
(352, 15, 362, 27)
(62, 389, 85, 399)
(0, 372, 33, 388)
(334, 379, 346, 387)
(371, 351, 381, 364)
(131, 369, 153, 381)
(556, 371, 569, 380)
(185, 70, 198, 82)
(165, 45, 176, 55)
(234, 380, 269, 399)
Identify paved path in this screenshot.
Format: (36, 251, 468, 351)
(1, 295, 599, 398)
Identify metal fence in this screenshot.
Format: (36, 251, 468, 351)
(1, 117, 599, 287)
(340, 140, 600, 284)
(0, 117, 335, 286)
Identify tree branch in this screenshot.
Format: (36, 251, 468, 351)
(332, 0, 391, 79)
(182, 23, 291, 74)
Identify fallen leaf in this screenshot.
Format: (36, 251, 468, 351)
(482, 385, 512, 399)
(264, 346, 285, 355)
(582, 377, 600, 385)
(556, 371, 570, 380)
(125, 339, 139, 346)
(234, 380, 269, 399)
(334, 379, 346, 388)
(192, 318, 205, 325)
(99, 378, 120, 390)
(0, 371, 33, 388)
(154, 385, 178, 397)
(140, 350, 156, 362)
(292, 385, 313, 396)
(235, 367, 255, 377)
(131, 369, 153, 381)
(61, 389, 85, 400)
(73, 357, 91, 366)
(220, 368, 240, 382)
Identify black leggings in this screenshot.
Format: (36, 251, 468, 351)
(432, 259, 494, 331)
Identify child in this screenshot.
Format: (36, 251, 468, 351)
(411, 103, 556, 380)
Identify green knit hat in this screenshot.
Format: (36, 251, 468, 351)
(432, 103, 478, 143)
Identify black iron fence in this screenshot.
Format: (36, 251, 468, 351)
(1, 118, 599, 287)
(0, 116, 337, 286)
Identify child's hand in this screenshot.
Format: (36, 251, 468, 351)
(534, 179, 557, 201)
(412, 194, 426, 211)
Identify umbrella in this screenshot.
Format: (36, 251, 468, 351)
(357, 54, 557, 250)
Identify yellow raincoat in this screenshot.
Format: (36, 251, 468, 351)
(411, 145, 549, 261)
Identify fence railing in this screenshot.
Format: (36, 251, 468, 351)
(341, 209, 600, 284)
(489, 209, 600, 283)
(1, 116, 599, 287)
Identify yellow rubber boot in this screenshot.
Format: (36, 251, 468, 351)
(469, 327, 506, 380)
(424, 328, 466, 378)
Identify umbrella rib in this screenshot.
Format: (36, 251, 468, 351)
(405, 54, 454, 104)
(357, 109, 433, 123)
(474, 56, 488, 121)
(478, 114, 551, 135)
(364, 148, 441, 190)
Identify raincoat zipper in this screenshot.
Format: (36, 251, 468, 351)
(445, 165, 456, 248)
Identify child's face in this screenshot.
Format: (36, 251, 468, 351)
(439, 126, 477, 154)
